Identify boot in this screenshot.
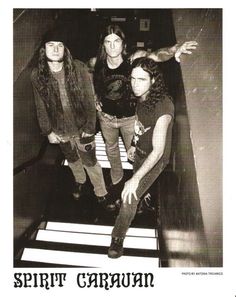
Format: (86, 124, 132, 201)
(72, 182, 84, 200)
(96, 193, 116, 212)
(108, 237, 124, 258)
(137, 192, 155, 215)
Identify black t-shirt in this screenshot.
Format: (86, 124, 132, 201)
(94, 59, 136, 118)
(134, 96, 174, 162)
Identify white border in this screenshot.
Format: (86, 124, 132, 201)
(1, 1, 235, 296)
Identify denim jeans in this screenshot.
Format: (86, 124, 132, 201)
(111, 154, 167, 238)
(60, 136, 107, 197)
(98, 111, 135, 185)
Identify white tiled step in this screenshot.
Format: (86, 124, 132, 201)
(63, 132, 133, 170)
(46, 222, 157, 238)
(95, 133, 132, 169)
(36, 230, 158, 250)
(21, 248, 159, 268)
(96, 155, 128, 162)
(96, 144, 126, 152)
(95, 150, 128, 157)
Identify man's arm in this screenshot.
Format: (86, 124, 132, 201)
(129, 41, 198, 63)
(121, 114, 172, 204)
(148, 41, 198, 62)
(77, 62, 97, 136)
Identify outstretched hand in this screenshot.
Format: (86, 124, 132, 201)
(175, 41, 198, 62)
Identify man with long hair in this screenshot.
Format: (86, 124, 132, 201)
(31, 29, 114, 210)
(108, 57, 175, 258)
(93, 24, 196, 194)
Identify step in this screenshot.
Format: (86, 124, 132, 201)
(95, 150, 128, 157)
(46, 221, 157, 238)
(96, 155, 128, 162)
(97, 160, 132, 169)
(36, 229, 158, 250)
(63, 132, 133, 170)
(21, 248, 159, 268)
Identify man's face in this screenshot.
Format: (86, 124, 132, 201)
(45, 41, 64, 62)
(131, 66, 154, 99)
(103, 33, 123, 59)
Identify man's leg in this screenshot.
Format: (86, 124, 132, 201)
(119, 116, 135, 151)
(74, 136, 107, 196)
(74, 136, 115, 211)
(83, 162, 107, 197)
(68, 158, 86, 184)
(98, 112, 123, 185)
(60, 141, 86, 199)
(108, 158, 167, 258)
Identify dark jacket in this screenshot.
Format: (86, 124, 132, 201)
(31, 60, 96, 136)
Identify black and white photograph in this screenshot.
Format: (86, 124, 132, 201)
(0, 1, 235, 296)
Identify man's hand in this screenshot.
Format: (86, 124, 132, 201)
(48, 131, 63, 144)
(121, 176, 140, 204)
(127, 146, 136, 162)
(81, 132, 94, 138)
(175, 41, 198, 62)
(95, 100, 103, 112)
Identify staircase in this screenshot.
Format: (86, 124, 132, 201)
(16, 132, 160, 268)
(19, 221, 160, 268)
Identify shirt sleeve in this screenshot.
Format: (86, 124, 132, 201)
(157, 96, 175, 120)
(75, 61, 97, 134)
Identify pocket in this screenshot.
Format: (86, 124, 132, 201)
(60, 141, 79, 163)
(77, 136, 95, 151)
(75, 138, 97, 167)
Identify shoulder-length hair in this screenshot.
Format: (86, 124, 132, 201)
(130, 57, 172, 111)
(35, 45, 82, 104)
(95, 24, 128, 65)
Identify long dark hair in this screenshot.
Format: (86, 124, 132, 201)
(96, 24, 127, 65)
(35, 45, 83, 108)
(131, 57, 172, 110)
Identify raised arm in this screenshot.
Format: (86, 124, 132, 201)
(148, 41, 198, 62)
(129, 41, 198, 63)
(121, 114, 172, 204)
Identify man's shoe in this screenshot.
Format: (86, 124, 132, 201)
(96, 193, 116, 212)
(108, 237, 124, 258)
(115, 198, 122, 209)
(72, 182, 84, 200)
(137, 193, 155, 215)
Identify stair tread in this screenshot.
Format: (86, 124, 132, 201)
(21, 246, 159, 268)
(25, 239, 159, 257)
(46, 221, 157, 238)
(36, 228, 158, 250)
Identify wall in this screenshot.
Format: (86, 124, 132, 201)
(14, 9, 58, 168)
(172, 9, 222, 266)
(14, 9, 61, 254)
(14, 9, 56, 82)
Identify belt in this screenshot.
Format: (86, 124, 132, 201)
(101, 111, 135, 119)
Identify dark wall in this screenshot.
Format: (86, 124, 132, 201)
(14, 9, 61, 253)
(14, 9, 56, 82)
(14, 9, 58, 168)
(172, 9, 222, 267)
(14, 161, 57, 252)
